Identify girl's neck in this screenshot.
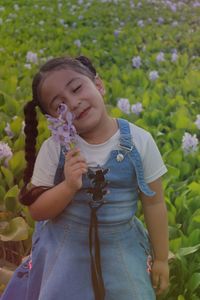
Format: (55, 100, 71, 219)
(80, 117, 118, 145)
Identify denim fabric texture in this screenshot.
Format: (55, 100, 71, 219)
(1, 118, 156, 300)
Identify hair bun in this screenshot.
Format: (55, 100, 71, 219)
(76, 55, 96, 76)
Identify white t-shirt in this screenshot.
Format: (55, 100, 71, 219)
(31, 122, 167, 187)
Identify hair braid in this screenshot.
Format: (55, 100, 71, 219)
(23, 100, 38, 185)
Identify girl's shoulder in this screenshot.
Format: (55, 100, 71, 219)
(127, 121, 152, 145)
(37, 136, 60, 161)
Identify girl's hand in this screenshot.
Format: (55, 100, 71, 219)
(64, 148, 88, 192)
(151, 259, 169, 295)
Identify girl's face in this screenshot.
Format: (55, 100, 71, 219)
(40, 68, 107, 136)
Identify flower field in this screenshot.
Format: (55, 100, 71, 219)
(0, 0, 199, 299)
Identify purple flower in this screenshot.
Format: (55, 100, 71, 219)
(0, 142, 13, 166)
(114, 30, 120, 37)
(26, 51, 38, 64)
(193, 1, 200, 7)
(4, 123, 14, 138)
(132, 56, 141, 68)
(171, 51, 178, 62)
(157, 17, 164, 25)
(74, 39, 81, 47)
(131, 102, 143, 115)
(137, 20, 144, 27)
(46, 103, 77, 152)
(182, 132, 199, 154)
(195, 114, 200, 129)
(117, 98, 130, 114)
(149, 71, 159, 81)
(156, 52, 165, 62)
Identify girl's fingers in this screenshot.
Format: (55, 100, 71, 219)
(151, 272, 160, 290)
(65, 148, 81, 160)
(65, 149, 86, 166)
(156, 275, 169, 295)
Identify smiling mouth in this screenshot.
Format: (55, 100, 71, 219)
(76, 107, 91, 120)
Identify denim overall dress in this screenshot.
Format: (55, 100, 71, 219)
(1, 118, 156, 300)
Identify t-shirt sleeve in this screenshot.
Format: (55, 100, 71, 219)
(142, 133, 167, 183)
(31, 138, 60, 187)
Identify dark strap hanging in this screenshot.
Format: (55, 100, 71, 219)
(89, 203, 105, 300)
(87, 168, 108, 300)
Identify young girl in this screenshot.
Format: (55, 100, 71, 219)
(1, 56, 169, 300)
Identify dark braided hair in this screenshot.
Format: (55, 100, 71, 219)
(20, 55, 97, 205)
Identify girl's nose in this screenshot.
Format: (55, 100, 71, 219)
(67, 96, 81, 111)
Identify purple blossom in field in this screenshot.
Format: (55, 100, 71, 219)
(156, 52, 165, 62)
(5, 123, 14, 138)
(132, 56, 141, 68)
(26, 51, 38, 64)
(171, 52, 178, 62)
(117, 98, 130, 114)
(193, 1, 200, 7)
(0, 142, 13, 166)
(169, 3, 177, 12)
(74, 39, 81, 47)
(137, 20, 144, 27)
(182, 132, 199, 154)
(149, 71, 159, 81)
(114, 30, 120, 37)
(24, 63, 31, 69)
(195, 115, 200, 129)
(157, 17, 164, 24)
(131, 102, 143, 115)
(46, 103, 77, 151)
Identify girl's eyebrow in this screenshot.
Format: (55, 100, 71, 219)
(50, 77, 81, 104)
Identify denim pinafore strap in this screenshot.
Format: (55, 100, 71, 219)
(54, 118, 155, 197)
(117, 118, 155, 197)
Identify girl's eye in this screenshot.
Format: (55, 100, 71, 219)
(73, 85, 81, 93)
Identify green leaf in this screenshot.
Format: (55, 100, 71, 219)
(4, 185, 19, 212)
(0, 217, 29, 241)
(0, 93, 5, 106)
(187, 273, 200, 292)
(177, 244, 200, 257)
(8, 150, 26, 176)
(178, 296, 185, 300)
(0, 166, 14, 188)
(188, 182, 200, 195)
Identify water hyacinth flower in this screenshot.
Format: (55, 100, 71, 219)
(132, 56, 141, 68)
(195, 114, 200, 129)
(5, 123, 14, 138)
(46, 103, 78, 153)
(117, 98, 130, 114)
(156, 52, 165, 62)
(26, 51, 38, 64)
(182, 132, 199, 154)
(157, 17, 164, 25)
(0, 142, 13, 166)
(137, 20, 144, 27)
(131, 102, 143, 115)
(74, 39, 81, 47)
(149, 71, 159, 81)
(171, 51, 178, 62)
(114, 29, 120, 37)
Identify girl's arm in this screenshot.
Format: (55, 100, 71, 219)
(139, 177, 169, 295)
(29, 148, 87, 221)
